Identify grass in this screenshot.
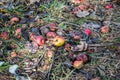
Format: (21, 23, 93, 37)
(0, 0, 120, 80)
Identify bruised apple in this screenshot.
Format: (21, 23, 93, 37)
(53, 36, 65, 47)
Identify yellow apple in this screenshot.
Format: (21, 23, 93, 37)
(53, 36, 65, 47)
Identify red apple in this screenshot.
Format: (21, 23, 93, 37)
(105, 4, 113, 9)
(84, 28, 91, 36)
(34, 36, 45, 46)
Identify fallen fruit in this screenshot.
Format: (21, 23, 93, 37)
(105, 4, 113, 9)
(0, 32, 9, 40)
(73, 35, 80, 40)
(10, 17, 19, 23)
(43, 65, 50, 71)
(78, 5, 86, 10)
(65, 43, 71, 51)
(84, 28, 91, 36)
(72, 0, 87, 4)
(49, 23, 57, 31)
(30, 33, 45, 46)
(53, 36, 65, 47)
(46, 32, 56, 38)
(11, 52, 17, 58)
(15, 28, 21, 39)
(34, 36, 45, 46)
(76, 54, 88, 63)
(101, 26, 109, 33)
(46, 50, 54, 58)
(69, 53, 76, 62)
(73, 60, 83, 69)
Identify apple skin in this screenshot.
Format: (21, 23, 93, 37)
(73, 60, 83, 69)
(53, 36, 65, 47)
(46, 32, 56, 38)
